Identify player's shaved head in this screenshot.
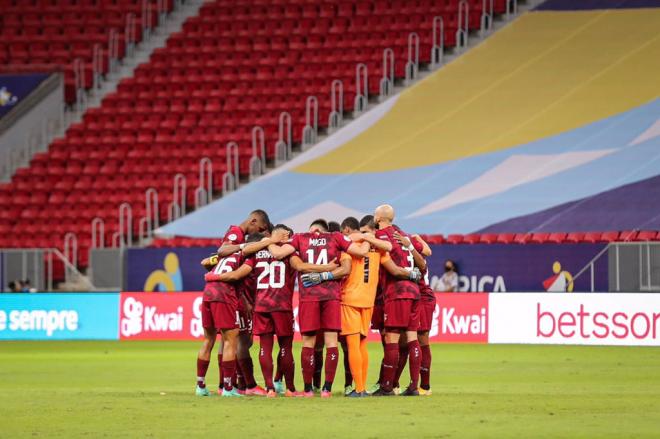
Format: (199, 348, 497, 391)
(374, 204, 395, 228)
(309, 218, 329, 233)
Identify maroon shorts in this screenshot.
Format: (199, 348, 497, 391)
(237, 301, 252, 334)
(253, 311, 294, 337)
(384, 299, 420, 331)
(201, 300, 239, 331)
(298, 299, 341, 334)
(371, 303, 385, 332)
(418, 301, 436, 332)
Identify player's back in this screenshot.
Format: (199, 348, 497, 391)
(252, 247, 295, 312)
(291, 231, 352, 302)
(375, 225, 419, 301)
(203, 252, 244, 303)
(342, 250, 384, 308)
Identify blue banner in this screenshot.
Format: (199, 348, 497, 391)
(426, 243, 608, 292)
(125, 247, 215, 292)
(0, 293, 120, 340)
(0, 73, 50, 118)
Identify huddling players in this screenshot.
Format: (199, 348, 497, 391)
(195, 204, 436, 398)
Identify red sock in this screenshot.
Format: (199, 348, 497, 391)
(217, 353, 223, 388)
(238, 356, 257, 389)
(341, 342, 352, 387)
(323, 347, 339, 390)
(420, 344, 432, 390)
(394, 345, 409, 388)
(313, 349, 323, 388)
(279, 336, 296, 392)
(222, 360, 236, 391)
(381, 343, 399, 392)
(259, 334, 275, 390)
(196, 358, 210, 388)
(408, 340, 421, 390)
(301, 347, 315, 390)
(234, 362, 243, 390)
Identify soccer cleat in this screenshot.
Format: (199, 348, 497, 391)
(303, 390, 315, 398)
(418, 387, 432, 396)
(360, 391, 370, 397)
(313, 386, 321, 394)
(235, 388, 246, 396)
(400, 387, 420, 396)
(245, 385, 268, 396)
(320, 390, 332, 398)
(368, 383, 380, 394)
(195, 385, 210, 396)
(344, 384, 355, 396)
(221, 388, 245, 397)
(371, 388, 396, 397)
(285, 390, 305, 398)
(217, 387, 223, 396)
(345, 390, 362, 398)
(266, 389, 277, 398)
(393, 386, 401, 395)
(273, 380, 285, 395)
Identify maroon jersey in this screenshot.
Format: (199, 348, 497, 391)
(289, 231, 352, 302)
(202, 252, 244, 304)
(252, 247, 296, 312)
(221, 225, 245, 246)
(419, 266, 436, 303)
(375, 225, 420, 302)
(238, 256, 257, 306)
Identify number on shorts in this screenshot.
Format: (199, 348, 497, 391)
(305, 248, 328, 265)
(213, 257, 236, 274)
(256, 261, 286, 289)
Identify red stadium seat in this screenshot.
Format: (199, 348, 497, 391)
(600, 231, 620, 242)
(582, 231, 602, 243)
(495, 233, 515, 244)
(479, 233, 498, 244)
(464, 233, 481, 244)
(618, 230, 638, 242)
(446, 234, 464, 244)
(565, 232, 585, 243)
(547, 232, 567, 244)
(634, 230, 660, 241)
(530, 232, 550, 244)
(513, 233, 531, 244)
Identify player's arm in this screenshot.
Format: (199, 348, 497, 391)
(381, 259, 422, 283)
(360, 232, 392, 252)
(200, 254, 219, 271)
(204, 264, 253, 282)
(300, 253, 352, 287)
(242, 229, 289, 256)
(346, 241, 370, 258)
(411, 234, 432, 256)
(394, 231, 427, 272)
(268, 243, 296, 260)
(289, 255, 339, 273)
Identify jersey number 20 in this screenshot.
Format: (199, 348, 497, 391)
(256, 261, 286, 289)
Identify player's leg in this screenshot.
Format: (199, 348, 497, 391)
(195, 325, 216, 396)
(320, 299, 341, 397)
(220, 327, 242, 396)
(273, 311, 300, 396)
(358, 308, 372, 396)
(313, 331, 324, 391)
(239, 331, 265, 395)
(393, 332, 408, 393)
(401, 299, 421, 396)
(373, 299, 405, 396)
(299, 301, 321, 396)
(216, 334, 224, 393)
(340, 335, 353, 395)
(359, 335, 369, 396)
(418, 331, 432, 395)
(344, 333, 363, 396)
(254, 312, 276, 396)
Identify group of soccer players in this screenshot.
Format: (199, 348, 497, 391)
(194, 204, 435, 398)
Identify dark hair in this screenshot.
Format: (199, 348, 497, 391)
(266, 223, 274, 234)
(273, 223, 294, 236)
(340, 216, 359, 232)
(309, 218, 329, 232)
(359, 215, 375, 229)
(326, 221, 339, 232)
(250, 209, 270, 225)
(247, 233, 265, 243)
(445, 259, 458, 273)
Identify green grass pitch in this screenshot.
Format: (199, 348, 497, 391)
(1, 341, 659, 438)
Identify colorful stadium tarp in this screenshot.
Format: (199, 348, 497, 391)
(158, 5, 660, 237)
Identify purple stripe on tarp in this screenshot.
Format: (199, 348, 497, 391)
(535, 0, 660, 10)
(0, 73, 50, 118)
(479, 174, 660, 233)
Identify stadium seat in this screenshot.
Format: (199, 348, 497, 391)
(464, 234, 481, 244)
(600, 231, 620, 242)
(582, 231, 602, 243)
(446, 234, 464, 244)
(634, 230, 660, 241)
(513, 233, 531, 244)
(565, 232, 585, 243)
(547, 232, 567, 244)
(495, 233, 515, 244)
(530, 233, 550, 244)
(618, 230, 638, 242)
(479, 233, 498, 244)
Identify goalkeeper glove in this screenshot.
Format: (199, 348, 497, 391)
(301, 272, 334, 288)
(408, 267, 422, 283)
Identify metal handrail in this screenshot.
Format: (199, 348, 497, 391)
(328, 79, 344, 131)
(145, 187, 159, 232)
(354, 63, 368, 115)
(222, 142, 239, 195)
(380, 48, 395, 99)
(481, 0, 494, 36)
(194, 157, 212, 208)
(457, 0, 469, 51)
(250, 126, 266, 180)
(405, 32, 419, 84)
(431, 16, 445, 69)
(275, 112, 292, 167)
(118, 202, 133, 248)
(302, 95, 318, 149)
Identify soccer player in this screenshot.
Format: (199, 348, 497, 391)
(267, 219, 368, 397)
(196, 247, 255, 397)
(236, 224, 342, 397)
(372, 204, 427, 396)
(337, 216, 421, 397)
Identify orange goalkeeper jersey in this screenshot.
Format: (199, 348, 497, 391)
(341, 250, 390, 308)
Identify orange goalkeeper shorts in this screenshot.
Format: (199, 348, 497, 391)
(340, 305, 373, 337)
